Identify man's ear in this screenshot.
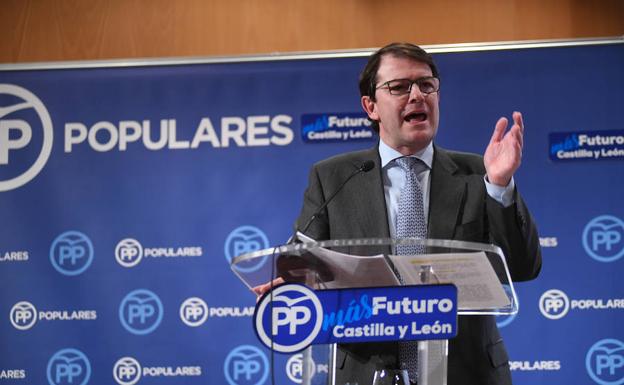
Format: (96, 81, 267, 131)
(361, 96, 379, 121)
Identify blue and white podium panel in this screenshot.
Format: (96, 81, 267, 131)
(1, 40, 623, 385)
(254, 283, 458, 353)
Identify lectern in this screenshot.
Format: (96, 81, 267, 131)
(231, 238, 518, 385)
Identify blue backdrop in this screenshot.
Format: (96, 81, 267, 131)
(1, 40, 623, 385)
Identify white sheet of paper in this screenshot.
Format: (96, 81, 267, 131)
(388, 251, 510, 310)
(304, 246, 401, 289)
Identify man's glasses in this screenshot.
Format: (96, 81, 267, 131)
(376, 77, 440, 96)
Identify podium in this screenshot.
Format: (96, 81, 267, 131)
(231, 238, 518, 385)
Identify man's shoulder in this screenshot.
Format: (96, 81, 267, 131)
(314, 147, 377, 171)
(435, 146, 485, 174)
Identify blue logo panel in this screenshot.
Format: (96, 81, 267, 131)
(254, 284, 457, 353)
(549, 130, 624, 162)
(301, 113, 374, 143)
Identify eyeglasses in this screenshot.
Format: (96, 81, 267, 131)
(376, 77, 440, 96)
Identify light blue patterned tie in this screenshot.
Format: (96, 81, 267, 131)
(395, 157, 427, 254)
(395, 156, 427, 383)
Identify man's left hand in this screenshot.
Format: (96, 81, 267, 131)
(484, 111, 524, 186)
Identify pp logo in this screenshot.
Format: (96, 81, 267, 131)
(539, 289, 570, 320)
(224, 345, 269, 385)
(254, 284, 323, 353)
(180, 297, 209, 327)
(119, 289, 163, 335)
(0, 84, 53, 192)
(583, 215, 624, 263)
(286, 353, 316, 384)
(49, 231, 94, 276)
(46, 348, 91, 385)
(9, 301, 37, 330)
(115, 238, 143, 268)
(113, 357, 142, 385)
(224, 226, 269, 273)
(586, 339, 624, 385)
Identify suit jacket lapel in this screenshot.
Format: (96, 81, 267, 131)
(347, 146, 391, 240)
(428, 146, 466, 240)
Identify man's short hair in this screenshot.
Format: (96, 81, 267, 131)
(359, 42, 439, 133)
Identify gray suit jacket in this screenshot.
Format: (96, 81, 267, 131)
(295, 145, 542, 385)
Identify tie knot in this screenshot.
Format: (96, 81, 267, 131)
(395, 156, 424, 172)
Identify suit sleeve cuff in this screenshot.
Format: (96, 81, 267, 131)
(484, 175, 515, 207)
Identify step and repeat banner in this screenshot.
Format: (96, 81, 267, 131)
(1, 41, 623, 385)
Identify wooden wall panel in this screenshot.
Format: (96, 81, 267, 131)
(1, 0, 623, 63)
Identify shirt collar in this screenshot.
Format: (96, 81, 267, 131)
(378, 139, 434, 169)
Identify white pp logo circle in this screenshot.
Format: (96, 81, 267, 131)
(539, 289, 570, 320)
(10, 301, 37, 330)
(115, 238, 143, 267)
(254, 284, 323, 353)
(180, 297, 209, 327)
(113, 356, 142, 385)
(0, 84, 53, 192)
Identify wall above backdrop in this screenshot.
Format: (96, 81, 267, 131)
(1, 0, 623, 63)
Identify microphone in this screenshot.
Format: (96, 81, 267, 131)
(297, 160, 375, 238)
(269, 161, 375, 385)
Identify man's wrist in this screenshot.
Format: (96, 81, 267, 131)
(484, 175, 515, 207)
(486, 174, 511, 187)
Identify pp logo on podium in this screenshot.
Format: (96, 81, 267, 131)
(224, 226, 269, 273)
(224, 345, 269, 385)
(119, 289, 164, 335)
(583, 215, 624, 263)
(286, 353, 316, 384)
(47, 348, 91, 385)
(49, 231, 94, 276)
(254, 284, 323, 353)
(586, 338, 624, 385)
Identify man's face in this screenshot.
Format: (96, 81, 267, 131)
(362, 55, 440, 155)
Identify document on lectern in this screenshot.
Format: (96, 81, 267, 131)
(388, 252, 510, 310)
(301, 247, 401, 289)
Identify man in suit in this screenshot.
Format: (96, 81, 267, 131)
(295, 43, 542, 384)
